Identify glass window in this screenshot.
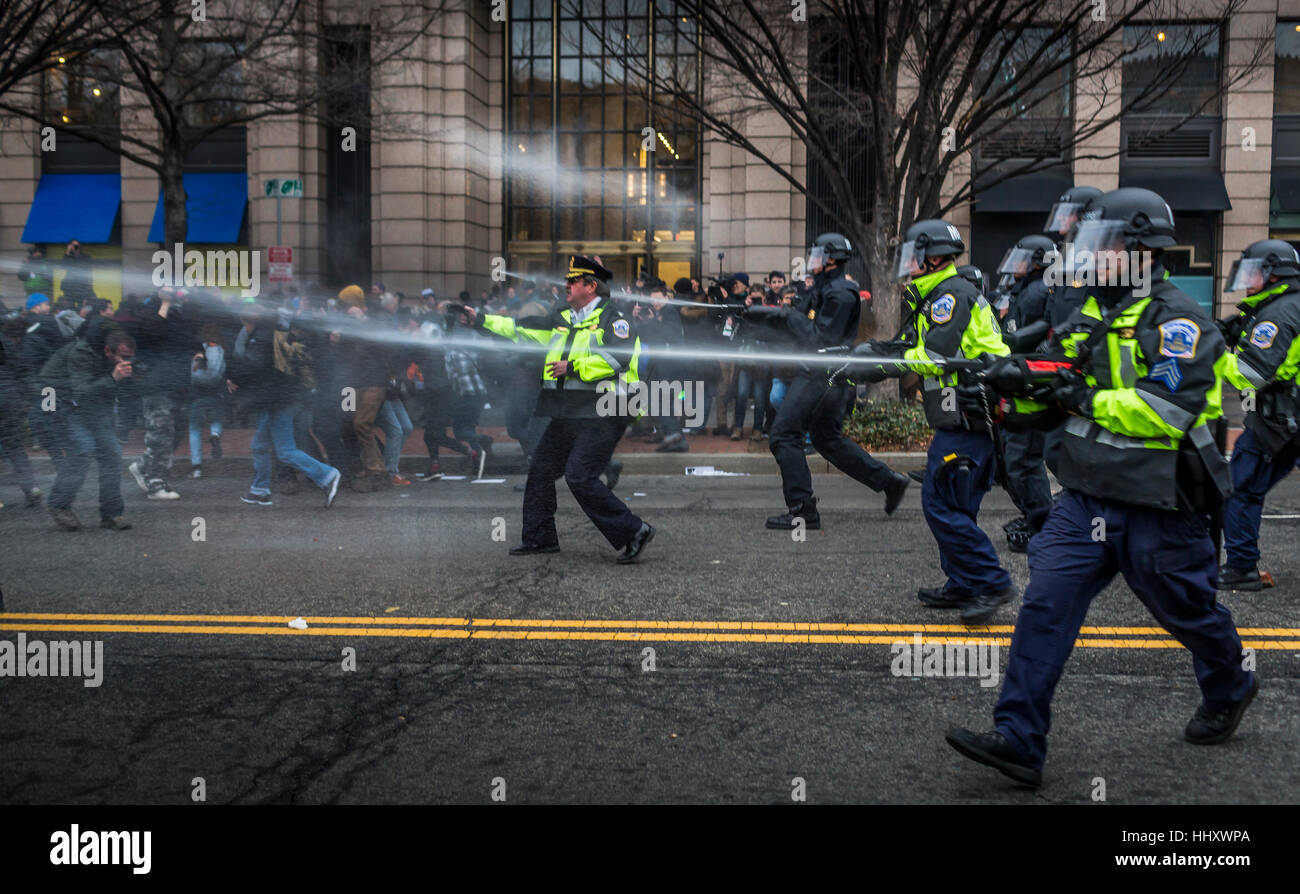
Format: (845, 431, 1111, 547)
(509, 1, 701, 277)
(973, 27, 1071, 120)
(44, 50, 121, 134)
(1122, 24, 1220, 115)
(1277, 23, 1300, 115)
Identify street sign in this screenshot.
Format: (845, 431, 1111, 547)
(263, 179, 304, 198)
(268, 245, 293, 282)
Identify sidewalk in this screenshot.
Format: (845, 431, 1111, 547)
(10, 422, 1245, 479)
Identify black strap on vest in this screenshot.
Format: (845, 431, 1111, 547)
(1068, 289, 1151, 373)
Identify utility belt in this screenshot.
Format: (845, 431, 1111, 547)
(1257, 381, 1300, 433)
(1247, 381, 1300, 456)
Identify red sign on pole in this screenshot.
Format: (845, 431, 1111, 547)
(268, 246, 293, 282)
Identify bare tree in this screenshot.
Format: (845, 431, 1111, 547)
(0, 0, 113, 98)
(594, 0, 1267, 336)
(0, 0, 448, 246)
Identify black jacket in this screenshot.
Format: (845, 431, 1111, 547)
(230, 325, 299, 411)
(18, 314, 68, 390)
(136, 304, 195, 396)
(1005, 276, 1050, 333)
(779, 265, 861, 372)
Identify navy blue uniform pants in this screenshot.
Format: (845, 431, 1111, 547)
(1223, 428, 1300, 570)
(922, 428, 1011, 596)
(995, 490, 1255, 768)
(522, 417, 643, 550)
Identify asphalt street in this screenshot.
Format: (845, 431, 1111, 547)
(1, 466, 1297, 804)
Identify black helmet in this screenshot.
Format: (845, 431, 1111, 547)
(997, 234, 1058, 278)
(1044, 185, 1104, 237)
(895, 219, 964, 281)
(806, 232, 854, 275)
(1225, 239, 1300, 293)
(812, 232, 854, 262)
(1076, 187, 1177, 248)
(956, 265, 987, 296)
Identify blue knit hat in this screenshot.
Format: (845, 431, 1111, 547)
(25, 292, 49, 311)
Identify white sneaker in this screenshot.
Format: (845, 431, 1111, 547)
(128, 460, 149, 493)
(190, 468, 202, 479)
(147, 486, 180, 500)
(323, 467, 341, 509)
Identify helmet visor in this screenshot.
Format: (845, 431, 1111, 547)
(1045, 201, 1085, 237)
(806, 245, 829, 276)
(998, 247, 1036, 277)
(894, 240, 925, 282)
(1226, 258, 1268, 294)
(1066, 220, 1131, 284)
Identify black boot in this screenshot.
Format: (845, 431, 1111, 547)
(1003, 517, 1030, 554)
(1217, 566, 1265, 591)
(766, 498, 820, 530)
(883, 472, 909, 515)
(945, 727, 1042, 787)
(1185, 676, 1259, 745)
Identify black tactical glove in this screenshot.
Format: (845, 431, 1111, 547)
(983, 355, 1028, 396)
(849, 340, 898, 383)
(1047, 368, 1096, 416)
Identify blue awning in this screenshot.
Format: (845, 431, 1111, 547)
(22, 173, 121, 244)
(148, 172, 248, 243)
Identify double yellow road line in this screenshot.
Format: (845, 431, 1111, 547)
(2, 613, 1299, 650)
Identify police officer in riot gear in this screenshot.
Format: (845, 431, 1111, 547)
(996, 235, 1057, 551)
(1041, 186, 1103, 477)
(1042, 185, 1103, 331)
(862, 219, 1015, 625)
(1218, 239, 1300, 590)
(946, 188, 1257, 788)
(744, 232, 910, 529)
(956, 264, 988, 297)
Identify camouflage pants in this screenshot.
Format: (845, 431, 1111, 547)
(141, 393, 175, 485)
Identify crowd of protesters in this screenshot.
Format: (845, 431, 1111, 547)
(0, 249, 873, 527)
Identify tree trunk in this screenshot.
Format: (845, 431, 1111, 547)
(161, 149, 187, 249)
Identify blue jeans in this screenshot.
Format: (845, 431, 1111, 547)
(49, 408, 123, 519)
(377, 399, 414, 474)
(452, 394, 484, 448)
(734, 368, 769, 431)
(250, 404, 336, 495)
(188, 395, 224, 465)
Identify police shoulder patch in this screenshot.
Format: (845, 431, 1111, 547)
(1250, 320, 1279, 350)
(611, 318, 630, 339)
(930, 293, 956, 324)
(1158, 317, 1201, 358)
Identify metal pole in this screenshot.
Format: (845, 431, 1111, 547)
(276, 192, 282, 246)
